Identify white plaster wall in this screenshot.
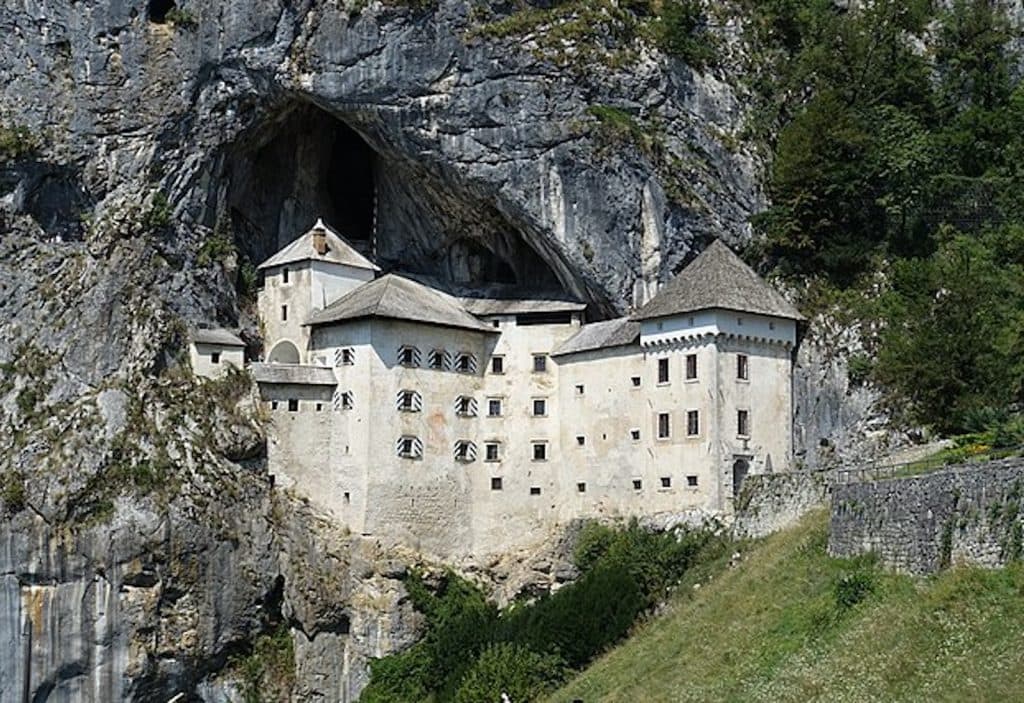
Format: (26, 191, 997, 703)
(259, 263, 314, 362)
(189, 343, 244, 379)
(309, 260, 375, 312)
(640, 310, 796, 347)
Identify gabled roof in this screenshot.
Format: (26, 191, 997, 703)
(258, 218, 380, 272)
(306, 274, 498, 334)
(633, 240, 804, 321)
(190, 328, 245, 346)
(552, 317, 640, 357)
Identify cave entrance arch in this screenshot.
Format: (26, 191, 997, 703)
(268, 341, 300, 365)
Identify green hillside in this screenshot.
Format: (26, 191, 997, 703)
(549, 511, 1024, 703)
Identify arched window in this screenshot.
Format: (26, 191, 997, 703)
(268, 340, 300, 364)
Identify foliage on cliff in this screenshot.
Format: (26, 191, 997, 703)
(360, 520, 729, 702)
(550, 511, 1024, 702)
(745, 0, 1024, 433)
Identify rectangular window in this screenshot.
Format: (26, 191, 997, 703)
(288, 398, 299, 412)
(281, 305, 288, 322)
(271, 400, 279, 410)
(630, 428, 641, 441)
(532, 442, 548, 461)
(488, 398, 503, 417)
(661, 476, 672, 488)
(686, 354, 697, 380)
(737, 409, 750, 437)
(454, 353, 476, 374)
(282, 267, 289, 284)
(532, 398, 547, 417)
(575, 384, 585, 396)
(398, 346, 419, 367)
(315, 402, 323, 412)
(737, 354, 749, 380)
(530, 486, 542, 496)
(485, 442, 501, 462)
(687, 475, 699, 487)
(687, 410, 700, 436)
(632, 479, 643, 490)
(396, 436, 422, 459)
(576, 435, 585, 446)
(454, 440, 476, 463)
(455, 396, 476, 417)
(657, 412, 671, 439)
(341, 348, 355, 365)
(211, 351, 221, 364)
(533, 354, 548, 373)
(429, 349, 447, 369)
(631, 376, 641, 387)
(491, 477, 503, 491)
(491, 356, 504, 374)
(657, 358, 670, 384)
(397, 390, 421, 412)
(341, 391, 354, 410)
(577, 482, 587, 493)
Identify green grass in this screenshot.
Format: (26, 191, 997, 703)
(548, 511, 1024, 703)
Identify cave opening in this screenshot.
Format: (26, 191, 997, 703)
(147, 0, 176, 23)
(223, 102, 565, 294)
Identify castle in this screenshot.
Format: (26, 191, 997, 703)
(193, 220, 804, 557)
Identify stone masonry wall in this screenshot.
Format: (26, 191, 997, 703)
(829, 458, 1024, 575)
(732, 471, 831, 539)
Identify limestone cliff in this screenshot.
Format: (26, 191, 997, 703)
(0, 0, 872, 699)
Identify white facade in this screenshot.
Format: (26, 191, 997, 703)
(189, 330, 245, 379)
(251, 228, 802, 559)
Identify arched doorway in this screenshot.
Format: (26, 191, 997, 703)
(268, 340, 300, 364)
(732, 458, 750, 498)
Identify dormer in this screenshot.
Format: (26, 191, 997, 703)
(258, 218, 380, 312)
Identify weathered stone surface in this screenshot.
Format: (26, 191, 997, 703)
(829, 458, 1024, 575)
(733, 471, 831, 539)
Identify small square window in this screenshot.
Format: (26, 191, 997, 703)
(398, 346, 419, 367)
(271, 400, 279, 410)
(576, 435, 585, 446)
(631, 376, 641, 387)
(491, 356, 504, 374)
(630, 428, 641, 441)
(577, 482, 587, 493)
(661, 476, 672, 488)
(686, 354, 697, 380)
(281, 305, 288, 322)
(657, 358, 670, 384)
(737, 354, 749, 380)
(687, 475, 699, 487)
(287, 399, 299, 412)
(658, 412, 671, 439)
(485, 442, 501, 462)
(687, 410, 700, 436)
(533, 354, 548, 373)
(632, 479, 643, 490)
(532, 398, 547, 417)
(491, 477, 503, 491)
(532, 442, 548, 461)
(315, 402, 323, 412)
(575, 384, 585, 395)
(211, 351, 221, 364)
(488, 398, 503, 417)
(530, 486, 542, 496)
(492, 319, 501, 328)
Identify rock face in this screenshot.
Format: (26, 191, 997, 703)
(0, 0, 879, 699)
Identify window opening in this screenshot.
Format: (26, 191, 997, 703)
(686, 354, 697, 380)
(687, 475, 699, 487)
(428, 349, 448, 370)
(282, 267, 289, 284)
(630, 428, 641, 441)
(532, 398, 547, 417)
(398, 346, 421, 367)
(661, 476, 672, 488)
(287, 399, 299, 412)
(488, 398, 503, 417)
(485, 442, 501, 461)
(658, 412, 671, 439)
(687, 410, 700, 436)
(281, 305, 288, 322)
(491, 477, 503, 491)
(576, 435, 585, 446)
(211, 351, 221, 364)
(396, 435, 423, 459)
(737, 354, 749, 380)
(532, 442, 548, 461)
(454, 352, 477, 374)
(657, 358, 670, 384)
(491, 356, 504, 374)
(532, 354, 548, 372)
(577, 482, 587, 493)
(631, 376, 641, 387)
(632, 479, 643, 490)
(397, 390, 422, 412)
(530, 486, 542, 496)
(454, 440, 477, 463)
(737, 409, 750, 437)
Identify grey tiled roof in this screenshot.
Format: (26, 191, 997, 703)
(258, 218, 380, 272)
(552, 317, 640, 357)
(190, 328, 245, 346)
(633, 240, 804, 321)
(250, 363, 338, 386)
(460, 297, 587, 316)
(306, 274, 498, 333)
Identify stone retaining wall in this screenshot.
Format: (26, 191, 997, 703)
(828, 458, 1024, 574)
(733, 471, 831, 539)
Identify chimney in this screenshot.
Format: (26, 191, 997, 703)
(312, 218, 327, 256)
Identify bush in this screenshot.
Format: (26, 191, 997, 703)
(0, 472, 26, 513)
(833, 558, 876, 610)
(0, 124, 38, 163)
(453, 643, 567, 703)
(656, 0, 716, 68)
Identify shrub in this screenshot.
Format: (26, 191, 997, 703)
(833, 558, 876, 610)
(231, 623, 295, 703)
(0, 124, 38, 163)
(165, 7, 198, 29)
(454, 643, 567, 703)
(197, 231, 235, 267)
(0, 472, 26, 513)
(656, 0, 716, 68)
(143, 191, 173, 230)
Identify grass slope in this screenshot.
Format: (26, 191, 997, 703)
(549, 511, 1024, 703)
